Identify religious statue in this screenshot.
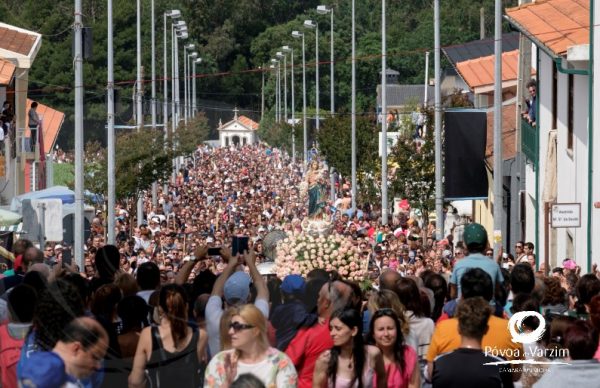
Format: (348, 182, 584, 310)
(306, 159, 327, 220)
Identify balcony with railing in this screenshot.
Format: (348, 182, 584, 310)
(521, 119, 538, 166)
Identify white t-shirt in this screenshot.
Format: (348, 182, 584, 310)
(205, 347, 297, 387)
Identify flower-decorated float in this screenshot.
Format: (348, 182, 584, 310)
(274, 232, 367, 281)
(273, 158, 369, 283)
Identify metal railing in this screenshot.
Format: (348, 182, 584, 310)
(521, 119, 538, 166)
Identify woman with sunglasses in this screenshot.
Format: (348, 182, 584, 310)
(367, 309, 420, 388)
(313, 308, 386, 388)
(205, 304, 298, 387)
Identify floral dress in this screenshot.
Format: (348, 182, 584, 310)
(204, 347, 298, 388)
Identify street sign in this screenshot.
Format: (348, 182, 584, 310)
(551, 203, 581, 228)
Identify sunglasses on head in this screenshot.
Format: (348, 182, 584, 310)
(229, 321, 254, 332)
(374, 307, 397, 319)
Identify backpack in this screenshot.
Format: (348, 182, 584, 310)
(0, 324, 25, 388)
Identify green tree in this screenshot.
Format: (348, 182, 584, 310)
(172, 114, 211, 157)
(389, 108, 436, 223)
(84, 141, 108, 198)
(316, 114, 379, 203)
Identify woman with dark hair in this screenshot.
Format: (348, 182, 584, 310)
(587, 295, 600, 360)
(90, 244, 121, 293)
(573, 274, 600, 317)
(129, 284, 205, 388)
(117, 295, 149, 357)
(91, 283, 123, 373)
(367, 309, 420, 388)
(395, 278, 434, 358)
(313, 308, 386, 388)
(541, 277, 568, 317)
(422, 273, 448, 322)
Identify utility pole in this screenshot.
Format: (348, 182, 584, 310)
(74, 0, 84, 267)
(107, 0, 115, 244)
(381, 0, 388, 225)
(434, 0, 444, 240)
(493, 0, 503, 256)
(424, 51, 430, 107)
(136, 0, 144, 227)
(351, 0, 357, 212)
(151, 0, 157, 208)
(260, 65, 265, 121)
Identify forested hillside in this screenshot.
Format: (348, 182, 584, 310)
(0, 0, 515, 148)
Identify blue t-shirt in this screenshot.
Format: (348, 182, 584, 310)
(450, 253, 503, 297)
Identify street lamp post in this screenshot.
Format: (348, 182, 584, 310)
(317, 5, 334, 115)
(276, 51, 287, 123)
(175, 27, 187, 126)
(351, 0, 357, 211)
(381, 0, 388, 225)
(259, 65, 265, 121)
(172, 21, 186, 138)
(434, 0, 443, 239)
(271, 58, 280, 123)
(173, 24, 187, 181)
(150, 0, 157, 208)
(136, 0, 143, 227)
(283, 45, 295, 160)
(163, 10, 180, 194)
(74, 0, 84, 269)
(193, 57, 202, 116)
(183, 43, 195, 126)
(292, 31, 307, 166)
(188, 51, 197, 120)
(107, 0, 115, 244)
(269, 63, 277, 121)
(304, 20, 319, 131)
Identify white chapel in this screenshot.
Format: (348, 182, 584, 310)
(217, 108, 259, 147)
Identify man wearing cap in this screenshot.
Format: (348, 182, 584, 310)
(270, 274, 317, 351)
(449, 223, 503, 300)
(205, 248, 269, 356)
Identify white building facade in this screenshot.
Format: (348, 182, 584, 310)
(217, 108, 259, 148)
(507, 0, 598, 272)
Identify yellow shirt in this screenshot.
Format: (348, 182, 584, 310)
(426, 316, 523, 361)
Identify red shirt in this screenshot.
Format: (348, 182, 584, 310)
(285, 319, 333, 388)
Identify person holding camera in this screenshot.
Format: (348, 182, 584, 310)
(205, 248, 269, 356)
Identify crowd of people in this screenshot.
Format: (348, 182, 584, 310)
(0, 144, 600, 388)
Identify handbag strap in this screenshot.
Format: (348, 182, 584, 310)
(151, 325, 168, 388)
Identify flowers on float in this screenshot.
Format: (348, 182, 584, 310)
(274, 231, 365, 281)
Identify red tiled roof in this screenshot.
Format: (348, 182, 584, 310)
(456, 50, 520, 90)
(238, 115, 259, 130)
(0, 27, 38, 56)
(505, 0, 589, 56)
(25, 99, 65, 155)
(0, 58, 15, 85)
(485, 104, 517, 165)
